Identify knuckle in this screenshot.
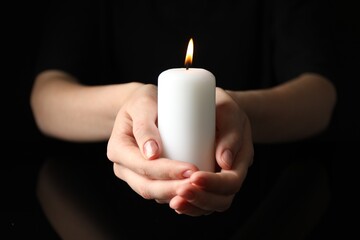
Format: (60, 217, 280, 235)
(138, 185, 153, 200)
(132, 120, 146, 136)
(113, 164, 124, 180)
(135, 94, 155, 108)
(136, 165, 152, 179)
(106, 142, 116, 162)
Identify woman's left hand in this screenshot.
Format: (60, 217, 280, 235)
(169, 87, 254, 216)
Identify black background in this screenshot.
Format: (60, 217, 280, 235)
(3, 0, 360, 238)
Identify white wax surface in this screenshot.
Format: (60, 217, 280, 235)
(158, 68, 216, 172)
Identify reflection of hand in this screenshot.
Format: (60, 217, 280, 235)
(107, 84, 198, 202)
(169, 87, 254, 216)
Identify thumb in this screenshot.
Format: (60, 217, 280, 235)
(142, 138, 161, 160)
(133, 113, 162, 160)
(130, 93, 162, 160)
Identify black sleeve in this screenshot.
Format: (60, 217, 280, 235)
(35, 0, 103, 84)
(273, 0, 337, 84)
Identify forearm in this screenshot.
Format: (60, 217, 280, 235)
(30, 70, 143, 142)
(227, 73, 337, 143)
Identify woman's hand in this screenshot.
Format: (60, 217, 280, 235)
(107, 85, 253, 216)
(107, 84, 199, 202)
(169, 87, 254, 216)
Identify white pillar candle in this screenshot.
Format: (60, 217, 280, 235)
(157, 39, 216, 172)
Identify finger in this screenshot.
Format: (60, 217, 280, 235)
(234, 119, 254, 169)
(108, 105, 198, 180)
(110, 143, 197, 180)
(215, 119, 242, 170)
(188, 162, 248, 195)
(169, 196, 214, 216)
(199, 122, 254, 194)
(215, 88, 245, 170)
(176, 183, 234, 212)
(196, 132, 253, 194)
(127, 85, 163, 160)
(113, 163, 191, 201)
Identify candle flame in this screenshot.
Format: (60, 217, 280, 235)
(184, 38, 194, 70)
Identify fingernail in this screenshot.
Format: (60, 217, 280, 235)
(143, 140, 158, 159)
(222, 149, 233, 169)
(182, 170, 194, 178)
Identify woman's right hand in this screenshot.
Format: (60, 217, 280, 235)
(107, 84, 199, 203)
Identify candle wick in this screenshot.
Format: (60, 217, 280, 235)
(185, 62, 190, 70)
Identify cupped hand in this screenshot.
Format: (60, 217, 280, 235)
(107, 84, 198, 202)
(169, 87, 254, 216)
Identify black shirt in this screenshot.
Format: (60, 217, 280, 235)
(36, 0, 336, 91)
(34, 1, 338, 238)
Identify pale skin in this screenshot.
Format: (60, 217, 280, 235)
(30, 69, 337, 216)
